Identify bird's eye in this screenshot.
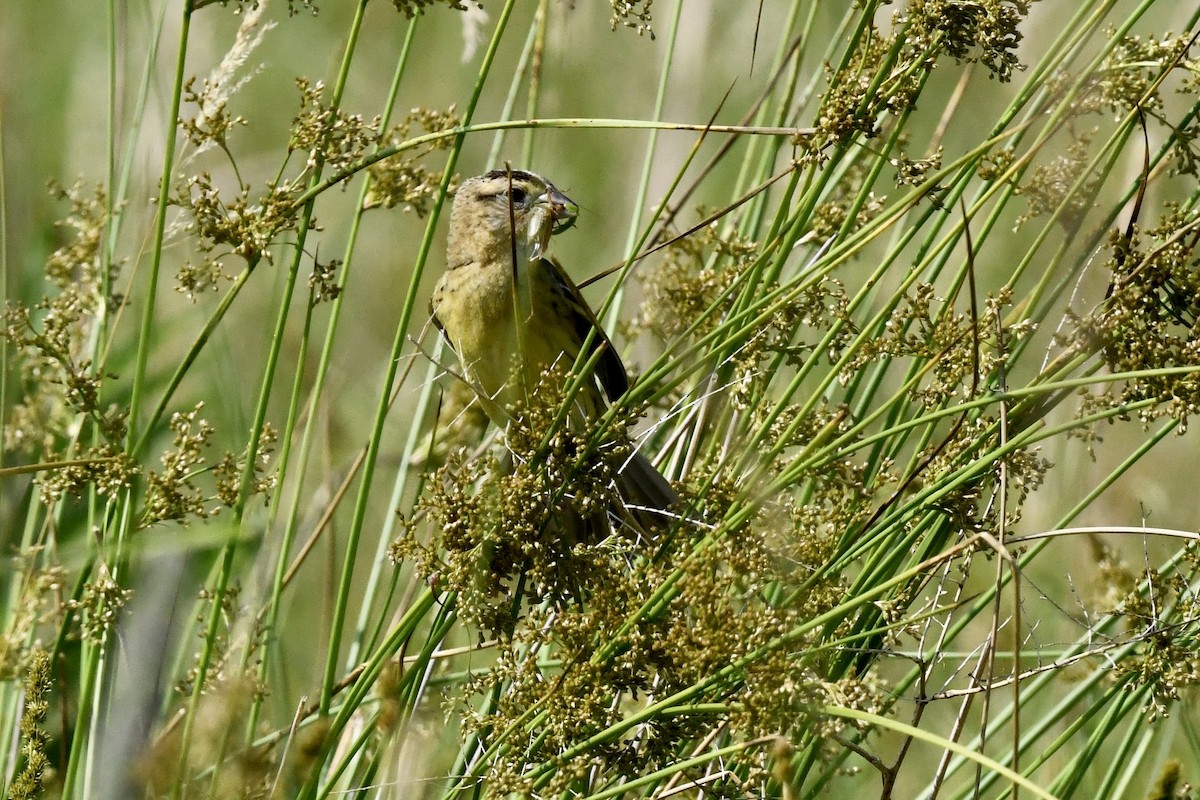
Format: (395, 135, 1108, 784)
(508, 186, 528, 205)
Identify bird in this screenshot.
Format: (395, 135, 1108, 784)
(429, 168, 677, 527)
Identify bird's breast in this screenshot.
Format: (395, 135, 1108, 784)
(433, 258, 594, 421)
(433, 260, 519, 401)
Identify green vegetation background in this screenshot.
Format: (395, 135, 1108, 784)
(3, 1, 1200, 798)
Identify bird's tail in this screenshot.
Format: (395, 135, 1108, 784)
(615, 451, 678, 532)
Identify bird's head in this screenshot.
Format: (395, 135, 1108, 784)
(447, 169, 579, 267)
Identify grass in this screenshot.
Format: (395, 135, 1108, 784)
(4, 1, 1200, 798)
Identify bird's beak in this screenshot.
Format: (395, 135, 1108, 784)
(540, 187, 579, 234)
(527, 186, 579, 261)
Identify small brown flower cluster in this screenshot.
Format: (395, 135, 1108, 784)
(0, 569, 67, 681)
(2, 183, 134, 503)
(845, 286, 1035, 410)
(70, 569, 133, 643)
(391, 0, 473, 18)
(1109, 560, 1200, 722)
(307, 254, 343, 306)
(143, 404, 276, 525)
(977, 147, 1015, 182)
(172, 66, 303, 286)
(174, 174, 309, 272)
(365, 161, 454, 216)
(365, 106, 461, 216)
(636, 220, 757, 342)
(37, 444, 137, 506)
(4, 184, 123, 447)
(893, 146, 944, 187)
(1015, 131, 1100, 229)
(807, 1, 1032, 159)
(290, 77, 383, 174)
(180, 75, 248, 159)
(1045, 31, 1200, 179)
(144, 405, 218, 524)
(810, 162, 889, 243)
(1076, 206, 1200, 432)
(811, 34, 893, 152)
(610, 0, 654, 38)
(198, 0, 318, 16)
(639, 221, 854, 407)
(903, 0, 1031, 83)
(1095, 29, 1195, 117)
(169, 81, 309, 281)
(174, 77, 440, 295)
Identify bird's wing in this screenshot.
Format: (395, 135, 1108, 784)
(540, 257, 630, 403)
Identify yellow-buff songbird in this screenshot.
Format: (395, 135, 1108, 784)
(430, 168, 677, 524)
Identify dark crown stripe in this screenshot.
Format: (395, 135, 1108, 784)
(480, 168, 542, 184)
